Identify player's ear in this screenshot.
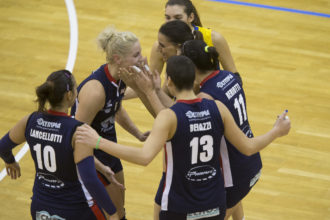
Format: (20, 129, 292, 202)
(66, 90, 74, 104)
(113, 54, 122, 65)
(176, 44, 182, 55)
(167, 76, 174, 88)
(187, 12, 195, 24)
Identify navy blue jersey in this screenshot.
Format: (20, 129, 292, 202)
(25, 111, 93, 210)
(71, 64, 126, 141)
(71, 64, 126, 168)
(199, 70, 262, 187)
(161, 98, 226, 214)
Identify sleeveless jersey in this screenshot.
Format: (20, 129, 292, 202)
(25, 111, 92, 210)
(71, 64, 126, 142)
(199, 70, 262, 187)
(71, 64, 126, 166)
(161, 98, 226, 213)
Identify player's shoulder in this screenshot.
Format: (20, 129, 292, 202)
(79, 79, 104, 98)
(211, 30, 227, 43)
(197, 92, 214, 100)
(158, 108, 176, 119)
(77, 80, 105, 111)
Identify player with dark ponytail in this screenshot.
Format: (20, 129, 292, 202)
(0, 70, 119, 220)
(35, 70, 74, 112)
(182, 40, 261, 220)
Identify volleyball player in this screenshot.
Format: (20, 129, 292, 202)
(182, 40, 262, 219)
(150, 0, 237, 76)
(0, 70, 119, 220)
(71, 26, 149, 220)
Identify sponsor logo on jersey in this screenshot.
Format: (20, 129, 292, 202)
(186, 165, 217, 182)
(104, 100, 113, 113)
(36, 211, 65, 220)
(37, 172, 65, 189)
(217, 74, 233, 88)
(186, 110, 210, 119)
(250, 170, 261, 187)
(100, 115, 115, 133)
(37, 118, 61, 129)
(187, 207, 220, 220)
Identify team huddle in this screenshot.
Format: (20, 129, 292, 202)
(0, 0, 291, 220)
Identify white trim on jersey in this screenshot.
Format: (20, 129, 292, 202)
(161, 141, 174, 211)
(220, 136, 233, 187)
(76, 167, 95, 207)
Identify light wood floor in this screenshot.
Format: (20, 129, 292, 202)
(0, 0, 329, 219)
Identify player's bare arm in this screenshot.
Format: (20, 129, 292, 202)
(216, 101, 291, 155)
(75, 109, 176, 166)
(212, 31, 237, 73)
(75, 80, 105, 124)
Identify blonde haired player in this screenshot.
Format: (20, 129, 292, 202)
(71, 26, 149, 220)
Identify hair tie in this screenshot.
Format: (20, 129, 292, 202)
(64, 72, 71, 78)
(204, 46, 209, 53)
(64, 71, 72, 91)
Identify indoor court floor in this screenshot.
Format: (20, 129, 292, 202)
(0, 0, 329, 219)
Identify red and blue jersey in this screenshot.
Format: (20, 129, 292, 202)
(25, 111, 92, 210)
(71, 64, 126, 142)
(200, 70, 262, 187)
(71, 64, 126, 169)
(161, 98, 226, 213)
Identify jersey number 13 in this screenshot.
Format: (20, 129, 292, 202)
(190, 135, 214, 165)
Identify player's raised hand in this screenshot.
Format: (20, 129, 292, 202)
(118, 66, 139, 91)
(273, 110, 291, 137)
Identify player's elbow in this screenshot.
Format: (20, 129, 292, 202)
(140, 155, 153, 166)
(136, 153, 153, 166)
(243, 149, 254, 156)
(236, 143, 255, 156)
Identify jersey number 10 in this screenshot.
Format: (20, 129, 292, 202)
(33, 143, 57, 172)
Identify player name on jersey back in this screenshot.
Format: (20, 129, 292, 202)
(190, 121, 212, 132)
(225, 83, 241, 100)
(30, 129, 63, 143)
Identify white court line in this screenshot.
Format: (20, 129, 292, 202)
(0, 0, 78, 182)
(278, 168, 330, 182)
(64, 0, 78, 72)
(296, 130, 330, 139)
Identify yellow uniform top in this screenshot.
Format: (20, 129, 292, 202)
(194, 26, 213, 47)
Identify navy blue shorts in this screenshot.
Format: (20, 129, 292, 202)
(155, 172, 166, 205)
(159, 206, 226, 220)
(31, 199, 106, 220)
(226, 171, 260, 208)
